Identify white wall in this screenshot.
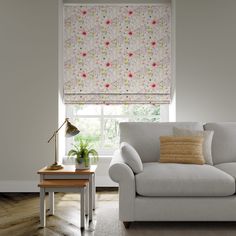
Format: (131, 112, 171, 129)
(1, 0, 236, 191)
(175, 0, 236, 122)
(0, 0, 59, 191)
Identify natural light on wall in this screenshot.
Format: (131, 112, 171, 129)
(63, 3, 172, 155)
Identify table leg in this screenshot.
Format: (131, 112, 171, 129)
(80, 188, 85, 229)
(40, 188, 46, 227)
(89, 175, 93, 221)
(85, 185, 89, 216)
(49, 192, 54, 215)
(92, 173, 96, 210)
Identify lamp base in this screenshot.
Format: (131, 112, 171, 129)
(46, 162, 64, 170)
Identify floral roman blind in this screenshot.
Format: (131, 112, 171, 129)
(63, 4, 171, 104)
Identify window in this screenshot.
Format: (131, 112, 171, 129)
(66, 104, 168, 155)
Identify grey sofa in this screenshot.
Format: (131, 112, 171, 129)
(109, 122, 236, 228)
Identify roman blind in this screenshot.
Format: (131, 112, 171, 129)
(63, 4, 171, 104)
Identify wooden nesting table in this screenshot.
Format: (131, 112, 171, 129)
(38, 165, 97, 228)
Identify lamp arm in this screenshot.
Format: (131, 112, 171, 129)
(47, 118, 69, 143)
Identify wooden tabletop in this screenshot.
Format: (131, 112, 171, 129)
(38, 179, 89, 188)
(38, 165, 97, 175)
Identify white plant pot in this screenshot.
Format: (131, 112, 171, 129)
(75, 161, 90, 170)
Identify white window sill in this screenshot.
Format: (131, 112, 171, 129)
(63, 155, 112, 165)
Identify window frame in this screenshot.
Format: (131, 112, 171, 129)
(65, 104, 169, 156)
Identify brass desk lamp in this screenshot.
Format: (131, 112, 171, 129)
(47, 118, 80, 170)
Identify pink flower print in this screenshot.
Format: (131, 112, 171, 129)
(106, 20, 111, 25)
(151, 83, 157, 88)
(128, 72, 133, 78)
(82, 31, 87, 36)
(151, 41, 156, 46)
(105, 83, 110, 88)
(152, 20, 157, 25)
(128, 52, 133, 57)
(105, 41, 110, 46)
(128, 31, 133, 36)
(82, 73, 87, 78)
(128, 11, 133, 15)
(82, 10, 87, 15)
(152, 62, 159, 67)
(106, 62, 111, 67)
(82, 52, 87, 57)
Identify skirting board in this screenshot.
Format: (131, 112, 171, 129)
(0, 177, 117, 192)
(95, 176, 118, 187)
(0, 181, 39, 192)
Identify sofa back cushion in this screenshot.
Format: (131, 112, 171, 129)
(204, 123, 236, 165)
(173, 127, 214, 165)
(119, 122, 203, 162)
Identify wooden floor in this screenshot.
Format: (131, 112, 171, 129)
(0, 190, 118, 236)
(1, 191, 236, 236)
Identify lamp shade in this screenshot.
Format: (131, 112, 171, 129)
(65, 120, 80, 137)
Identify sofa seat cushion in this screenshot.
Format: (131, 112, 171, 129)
(135, 163, 235, 197)
(215, 162, 236, 179)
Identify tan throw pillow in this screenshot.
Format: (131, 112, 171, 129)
(159, 136, 205, 165)
(173, 127, 214, 165)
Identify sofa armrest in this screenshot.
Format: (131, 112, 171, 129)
(109, 149, 135, 221)
(109, 149, 135, 183)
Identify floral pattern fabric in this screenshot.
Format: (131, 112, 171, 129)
(64, 4, 171, 104)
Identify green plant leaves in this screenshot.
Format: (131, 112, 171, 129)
(68, 138, 99, 165)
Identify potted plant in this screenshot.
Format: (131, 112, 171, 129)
(68, 139, 98, 170)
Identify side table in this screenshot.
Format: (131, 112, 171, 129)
(38, 179, 89, 228)
(38, 165, 97, 226)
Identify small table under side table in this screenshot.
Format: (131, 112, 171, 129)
(38, 165, 97, 228)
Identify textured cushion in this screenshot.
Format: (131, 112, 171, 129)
(204, 123, 236, 164)
(159, 136, 205, 165)
(120, 122, 203, 162)
(173, 127, 214, 165)
(215, 162, 236, 179)
(120, 142, 143, 174)
(135, 163, 235, 196)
